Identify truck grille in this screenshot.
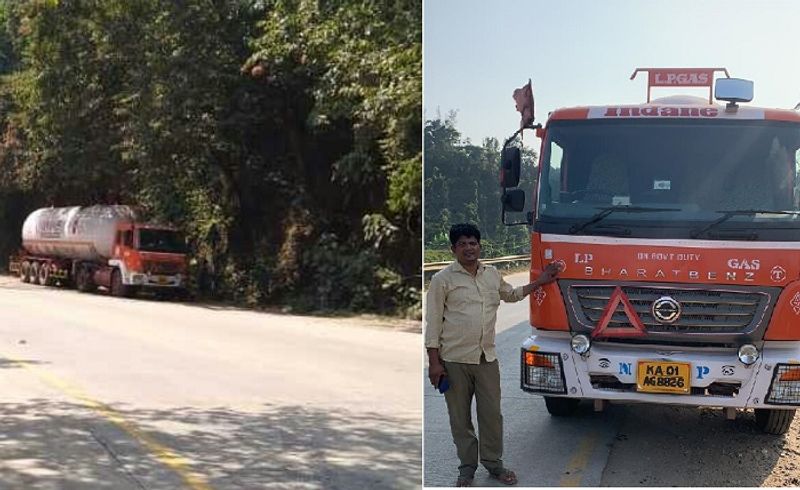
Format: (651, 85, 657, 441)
(143, 261, 181, 275)
(567, 284, 772, 335)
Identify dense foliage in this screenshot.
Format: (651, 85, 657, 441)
(424, 114, 536, 262)
(0, 0, 421, 317)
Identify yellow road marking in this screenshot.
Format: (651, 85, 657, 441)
(5, 354, 212, 490)
(559, 431, 598, 487)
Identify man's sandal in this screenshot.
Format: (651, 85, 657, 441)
(490, 468, 518, 486)
(455, 475, 474, 487)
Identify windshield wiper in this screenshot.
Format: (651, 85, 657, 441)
(568, 206, 682, 235)
(690, 209, 800, 239)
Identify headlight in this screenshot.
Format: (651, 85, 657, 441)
(738, 344, 759, 365)
(766, 364, 800, 405)
(521, 350, 567, 394)
(571, 334, 591, 355)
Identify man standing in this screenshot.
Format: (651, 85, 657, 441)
(425, 223, 559, 487)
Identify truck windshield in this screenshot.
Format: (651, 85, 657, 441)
(137, 229, 186, 254)
(537, 119, 800, 239)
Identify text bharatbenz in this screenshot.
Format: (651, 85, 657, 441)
(500, 68, 800, 434)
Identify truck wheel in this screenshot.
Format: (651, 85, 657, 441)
(38, 264, 50, 286)
(544, 396, 581, 417)
(755, 408, 796, 435)
(30, 262, 41, 285)
(110, 269, 130, 298)
(76, 266, 96, 293)
(20, 261, 30, 283)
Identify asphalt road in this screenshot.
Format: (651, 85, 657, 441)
(424, 271, 800, 487)
(0, 275, 421, 489)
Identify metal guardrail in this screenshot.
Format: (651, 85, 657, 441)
(423, 254, 531, 282)
(424, 254, 530, 271)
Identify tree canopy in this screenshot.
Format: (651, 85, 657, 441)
(424, 114, 536, 261)
(0, 0, 421, 317)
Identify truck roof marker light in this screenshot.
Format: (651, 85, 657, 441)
(591, 287, 646, 339)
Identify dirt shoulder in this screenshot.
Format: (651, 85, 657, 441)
(601, 404, 800, 487)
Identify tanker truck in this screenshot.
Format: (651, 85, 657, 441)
(502, 68, 800, 434)
(9, 205, 188, 298)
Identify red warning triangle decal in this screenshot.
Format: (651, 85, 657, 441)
(591, 286, 646, 338)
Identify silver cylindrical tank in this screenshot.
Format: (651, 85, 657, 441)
(21, 205, 137, 262)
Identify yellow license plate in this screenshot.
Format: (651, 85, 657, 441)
(636, 360, 691, 394)
(156, 276, 168, 284)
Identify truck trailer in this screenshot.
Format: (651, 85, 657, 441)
(10, 205, 188, 299)
(502, 68, 800, 434)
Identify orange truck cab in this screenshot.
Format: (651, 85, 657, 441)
(110, 222, 187, 291)
(502, 68, 800, 434)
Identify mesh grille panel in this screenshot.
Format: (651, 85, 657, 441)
(572, 285, 765, 334)
(520, 351, 566, 394)
(766, 365, 800, 405)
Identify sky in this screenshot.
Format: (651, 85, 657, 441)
(423, 0, 800, 145)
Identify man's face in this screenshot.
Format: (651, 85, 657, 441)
(451, 235, 481, 265)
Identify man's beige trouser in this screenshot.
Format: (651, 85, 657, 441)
(443, 355, 504, 478)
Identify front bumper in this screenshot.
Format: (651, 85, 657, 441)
(128, 273, 183, 288)
(521, 330, 800, 409)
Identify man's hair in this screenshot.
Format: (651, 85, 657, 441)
(449, 223, 481, 246)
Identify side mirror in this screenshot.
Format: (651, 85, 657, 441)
(715, 78, 753, 104)
(500, 147, 521, 188)
(502, 189, 525, 212)
(501, 188, 529, 226)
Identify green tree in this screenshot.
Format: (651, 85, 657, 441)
(0, 0, 421, 317)
(424, 114, 537, 258)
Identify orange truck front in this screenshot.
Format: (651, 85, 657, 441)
(110, 222, 187, 292)
(503, 68, 800, 434)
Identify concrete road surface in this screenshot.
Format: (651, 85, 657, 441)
(0, 275, 421, 489)
(424, 271, 800, 487)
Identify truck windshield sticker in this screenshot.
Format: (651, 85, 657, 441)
(612, 196, 630, 206)
(653, 180, 671, 190)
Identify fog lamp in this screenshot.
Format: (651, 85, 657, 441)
(571, 334, 591, 355)
(738, 344, 759, 365)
